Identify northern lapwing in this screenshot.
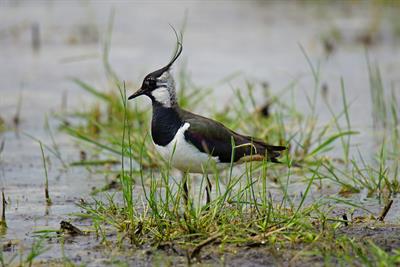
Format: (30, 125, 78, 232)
(128, 36, 286, 205)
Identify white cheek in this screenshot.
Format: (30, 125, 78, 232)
(151, 87, 171, 107)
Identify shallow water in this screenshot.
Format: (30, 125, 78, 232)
(1, 1, 400, 265)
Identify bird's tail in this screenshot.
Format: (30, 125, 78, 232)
(265, 144, 286, 163)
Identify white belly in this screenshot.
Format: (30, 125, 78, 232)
(153, 122, 228, 173)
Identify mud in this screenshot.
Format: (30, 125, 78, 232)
(1, 1, 400, 266)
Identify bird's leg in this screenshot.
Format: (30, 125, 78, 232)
(206, 174, 212, 206)
(183, 172, 189, 207)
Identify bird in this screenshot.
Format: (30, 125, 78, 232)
(128, 35, 286, 206)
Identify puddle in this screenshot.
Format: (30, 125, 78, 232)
(1, 1, 399, 265)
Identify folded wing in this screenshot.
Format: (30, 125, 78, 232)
(181, 110, 285, 163)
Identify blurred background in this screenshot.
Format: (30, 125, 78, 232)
(1, 1, 400, 123)
(0, 0, 400, 263)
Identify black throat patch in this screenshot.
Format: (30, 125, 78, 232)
(151, 103, 183, 146)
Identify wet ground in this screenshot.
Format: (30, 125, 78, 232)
(1, 1, 400, 265)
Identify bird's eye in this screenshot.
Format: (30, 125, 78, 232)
(145, 78, 156, 88)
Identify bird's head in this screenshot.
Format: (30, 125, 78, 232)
(128, 36, 182, 108)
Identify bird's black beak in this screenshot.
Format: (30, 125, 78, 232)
(128, 87, 145, 100)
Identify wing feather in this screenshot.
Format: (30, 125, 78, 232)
(181, 110, 265, 163)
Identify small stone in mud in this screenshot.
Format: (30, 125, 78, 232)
(104, 180, 121, 190)
(258, 81, 271, 118)
(259, 103, 270, 118)
(356, 32, 379, 47)
(91, 179, 121, 195)
(59, 220, 84, 235)
(12, 115, 20, 127)
(80, 150, 87, 161)
(2, 240, 19, 251)
(342, 214, 349, 226)
(322, 38, 335, 56)
(321, 82, 329, 101)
